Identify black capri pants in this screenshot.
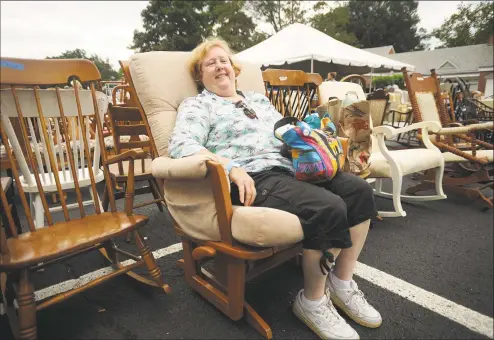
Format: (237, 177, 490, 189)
(230, 167, 377, 251)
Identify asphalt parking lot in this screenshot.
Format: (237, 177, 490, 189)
(1, 174, 492, 339)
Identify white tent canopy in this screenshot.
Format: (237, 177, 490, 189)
(236, 23, 415, 72)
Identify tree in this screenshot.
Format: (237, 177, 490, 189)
(310, 1, 358, 45)
(347, 0, 427, 52)
(131, 0, 213, 52)
(247, 0, 307, 33)
(47, 49, 120, 81)
(432, 1, 494, 48)
(209, 1, 267, 52)
(131, 0, 266, 53)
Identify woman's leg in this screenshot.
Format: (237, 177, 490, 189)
(231, 169, 359, 338)
(319, 172, 382, 328)
(302, 248, 341, 300)
(333, 219, 370, 281)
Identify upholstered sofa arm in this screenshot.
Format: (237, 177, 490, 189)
(151, 154, 220, 180)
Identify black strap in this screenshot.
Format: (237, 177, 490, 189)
(273, 116, 299, 132)
(273, 116, 300, 141)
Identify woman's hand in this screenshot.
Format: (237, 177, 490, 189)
(229, 167, 256, 206)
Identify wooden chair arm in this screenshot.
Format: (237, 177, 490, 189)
(205, 160, 234, 245)
(105, 149, 147, 165)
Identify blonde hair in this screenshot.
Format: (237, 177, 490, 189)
(188, 37, 242, 91)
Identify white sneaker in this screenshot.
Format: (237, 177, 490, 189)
(293, 289, 359, 340)
(327, 274, 382, 328)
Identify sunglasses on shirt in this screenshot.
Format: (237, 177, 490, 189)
(235, 100, 258, 119)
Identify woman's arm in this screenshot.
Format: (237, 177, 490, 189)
(168, 96, 256, 205)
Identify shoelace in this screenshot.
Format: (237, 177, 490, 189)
(345, 285, 369, 308)
(318, 291, 344, 327)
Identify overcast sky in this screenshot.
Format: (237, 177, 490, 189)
(1, 1, 478, 70)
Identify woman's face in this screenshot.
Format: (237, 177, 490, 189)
(200, 46, 236, 96)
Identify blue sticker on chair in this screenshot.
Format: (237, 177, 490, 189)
(1, 60, 25, 70)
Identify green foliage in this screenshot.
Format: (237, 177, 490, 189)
(310, 2, 358, 45)
(371, 74, 404, 89)
(347, 0, 427, 52)
(131, 0, 213, 52)
(210, 1, 265, 52)
(432, 1, 494, 48)
(246, 0, 307, 33)
(46, 49, 120, 81)
(131, 0, 265, 53)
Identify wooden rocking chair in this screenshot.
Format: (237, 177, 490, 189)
(262, 69, 322, 120)
(0, 57, 170, 340)
(125, 51, 306, 339)
(402, 68, 494, 209)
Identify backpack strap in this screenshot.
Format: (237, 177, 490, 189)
(273, 116, 300, 141)
(273, 116, 299, 132)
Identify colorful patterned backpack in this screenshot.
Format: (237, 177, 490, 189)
(274, 115, 345, 183)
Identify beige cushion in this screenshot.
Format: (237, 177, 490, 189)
(129, 51, 264, 157)
(231, 206, 303, 247)
(151, 154, 303, 246)
(369, 148, 443, 178)
(132, 52, 302, 246)
(318, 81, 366, 104)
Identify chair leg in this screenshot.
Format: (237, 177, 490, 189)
(32, 194, 44, 229)
(148, 179, 164, 212)
(434, 165, 446, 198)
(391, 174, 406, 217)
(102, 183, 110, 212)
(133, 230, 171, 293)
(89, 187, 104, 213)
(17, 269, 37, 340)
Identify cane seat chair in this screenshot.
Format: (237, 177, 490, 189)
(126, 51, 308, 339)
(0, 57, 170, 340)
(402, 68, 493, 209)
(366, 89, 389, 127)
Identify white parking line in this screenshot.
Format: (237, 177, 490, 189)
(23, 243, 494, 338)
(355, 262, 493, 338)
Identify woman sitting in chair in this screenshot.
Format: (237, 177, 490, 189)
(168, 38, 381, 339)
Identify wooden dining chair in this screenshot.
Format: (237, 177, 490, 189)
(0, 57, 170, 340)
(262, 69, 323, 120)
(102, 104, 165, 212)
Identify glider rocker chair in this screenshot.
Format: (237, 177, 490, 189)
(318, 81, 447, 217)
(127, 52, 306, 339)
(0, 58, 170, 340)
(402, 68, 494, 209)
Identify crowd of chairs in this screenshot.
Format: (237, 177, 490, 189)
(0, 55, 492, 339)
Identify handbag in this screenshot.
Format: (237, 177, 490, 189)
(339, 100, 372, 177)
(274, 115, 345, 183)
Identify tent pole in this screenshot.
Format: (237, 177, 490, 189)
(369, 68, 374, 93)
(311, 56, 314, 73)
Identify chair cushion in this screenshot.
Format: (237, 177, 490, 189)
(129, 51, 264, 157)
(231, 206, 303, 247)
(155, 155, 303, 246)
(1, 212, 148, 269)
(369, 148, 443, 178)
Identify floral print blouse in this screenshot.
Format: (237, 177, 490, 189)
(168, 89, 293, 174)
